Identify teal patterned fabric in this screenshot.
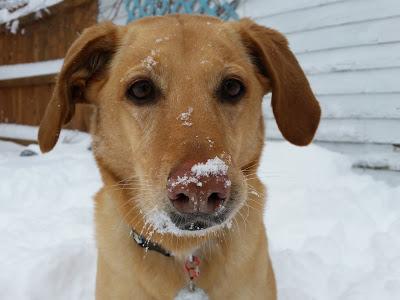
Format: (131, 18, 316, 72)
(124, 0, 240, 23)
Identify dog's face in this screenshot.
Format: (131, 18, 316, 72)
(39, 16, 320, 239)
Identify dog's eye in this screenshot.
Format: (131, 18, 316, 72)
(219, 78, 245, 103)
(126, 80, 156, 104)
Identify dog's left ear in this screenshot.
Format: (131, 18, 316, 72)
(232, 18, 321, 146)
(38, 22, 120, 153)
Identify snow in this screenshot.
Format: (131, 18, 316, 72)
(166, 156, 230, 192)
(177, 107, 193, 127)
(6, 18, 18, 33)
(191, 157, 228, 177)
(0, 130, 98, 300)
(0, 126, 399, 299)
(142, 55, 157, 70)
(145, 209, 182, 235)
(0, 0, 62, 25)
(0, 123, 39, 140)
(155, 36, 170, 43)
(175, 286, 209, 300)
(0, 59, 62, 80)
(260, 143, 400, 300)
(169, 175, 203, 188)
(166, 156, 230, 196)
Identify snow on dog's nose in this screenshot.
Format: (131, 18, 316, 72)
(167, 157, 231, 215)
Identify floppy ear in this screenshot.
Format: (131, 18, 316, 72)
(234, 18, 321, 146)
(38, 22, 119, 153)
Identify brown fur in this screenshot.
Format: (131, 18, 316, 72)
(38, 15, 320, 299)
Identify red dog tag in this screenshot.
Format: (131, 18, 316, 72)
(184, 255, 201, 280)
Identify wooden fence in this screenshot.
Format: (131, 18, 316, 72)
(0, 0, 98, 137)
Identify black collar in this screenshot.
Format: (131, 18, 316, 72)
(130, 229, 172, 257)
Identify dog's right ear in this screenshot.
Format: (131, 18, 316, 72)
(232, 19, 321, 146)
(38, 22, 119, 153)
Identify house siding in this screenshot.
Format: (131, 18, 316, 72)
(238, 0, 400, 144)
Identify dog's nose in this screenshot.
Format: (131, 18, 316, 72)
(167, 159, 231, 214)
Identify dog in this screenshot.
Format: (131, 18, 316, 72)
(38, 14, 320, 299)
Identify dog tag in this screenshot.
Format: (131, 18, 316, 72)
(174, 285, 209, 300)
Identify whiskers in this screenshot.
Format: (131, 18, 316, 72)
(103, 175, 163, 239)
(107, 174, 154, 193)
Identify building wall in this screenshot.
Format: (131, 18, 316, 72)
(238, 0, 400, 145)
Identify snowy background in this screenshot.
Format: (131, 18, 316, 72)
(0, 126, 399, 299)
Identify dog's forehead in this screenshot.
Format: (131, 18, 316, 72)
(117, 16, 246, 71)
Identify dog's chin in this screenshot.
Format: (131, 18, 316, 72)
(143, 192, 245, 237)
(168, 209, 232, 235)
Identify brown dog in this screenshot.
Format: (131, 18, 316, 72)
(38, 15, 320, 300)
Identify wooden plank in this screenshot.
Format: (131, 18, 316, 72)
(257, 0, 400, 34)
(307, 68, 400, 95)
(241, 0, 344, 19)
(263, 93, 400, 119)
(297, 42, 400, 74)
(287, 17, 400, 54)
(0, 84, 94, 132)
(266, 118, 400, 144)
(315, 94, 400, 119)
(0, 74, 56, 88)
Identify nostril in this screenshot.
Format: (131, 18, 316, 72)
(175, 193, 190, 204)
(170, 193, 191, 214)
(208, 192, 225, 210)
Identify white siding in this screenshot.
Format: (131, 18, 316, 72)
(98, 0, 129, 25)
(239, 0, 400, 144)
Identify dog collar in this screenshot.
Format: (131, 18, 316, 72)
(130, 229, 207, 298)
(130, 229, 172, 257)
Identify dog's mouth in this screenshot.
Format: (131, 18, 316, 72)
(143, 206, 234, 237)
(168, 207, 230, 232)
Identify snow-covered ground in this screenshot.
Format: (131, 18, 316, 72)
(0, 129, 399, 299)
